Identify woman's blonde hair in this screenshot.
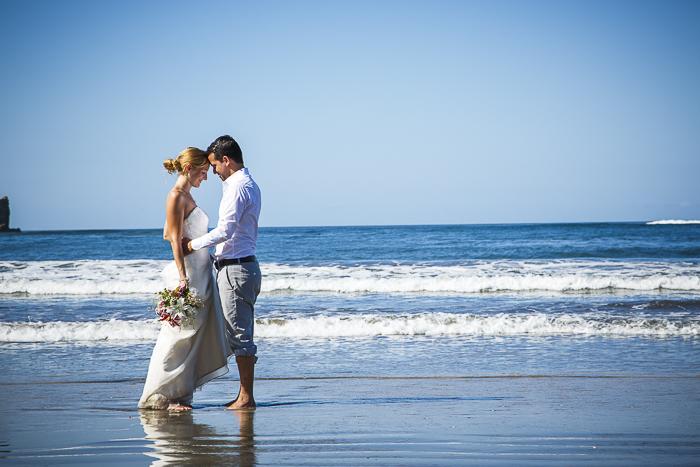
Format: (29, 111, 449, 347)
(163, 147, 209, 175)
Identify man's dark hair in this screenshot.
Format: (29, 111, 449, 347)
(207, 135, 243, 165)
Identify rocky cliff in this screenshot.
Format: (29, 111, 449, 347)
(0, 196, 21, 232)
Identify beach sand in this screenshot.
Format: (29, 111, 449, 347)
(2, 374, 698, 466)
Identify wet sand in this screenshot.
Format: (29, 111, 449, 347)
(1, 374, 699, 466)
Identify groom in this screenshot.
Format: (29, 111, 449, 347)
(183, 135, 262, 409)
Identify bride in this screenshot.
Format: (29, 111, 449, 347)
(139, 148, 232, 411)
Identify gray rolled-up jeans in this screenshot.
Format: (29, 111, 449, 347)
(216, 261, 262, 357)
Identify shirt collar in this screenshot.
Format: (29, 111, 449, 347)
(223, 167, 248, 186)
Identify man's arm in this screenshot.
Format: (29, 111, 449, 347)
(188, 185, 245, 252)
(182, 237, 193, 255)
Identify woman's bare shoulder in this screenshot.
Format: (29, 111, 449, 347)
(166, 189, 190, 206)
(166, 189, 196, 216)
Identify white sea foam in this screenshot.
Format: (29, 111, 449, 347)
(1, 259, 699, 295)
(0, 260, 168, 295)
(261, 261, 700, 294)
(0, 319, 160, 342)
(2, 312, 697, 342)
(257, 313, 700, 338)
(647, 220, 700, 225)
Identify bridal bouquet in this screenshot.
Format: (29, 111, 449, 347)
(153, 284, 203, 328)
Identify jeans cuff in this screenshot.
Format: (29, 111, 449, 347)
(232, 346, 257, 358)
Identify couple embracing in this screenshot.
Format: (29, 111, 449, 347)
(138, 135, 261, 412)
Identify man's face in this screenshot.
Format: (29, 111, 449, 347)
(208, 153, 232, 181)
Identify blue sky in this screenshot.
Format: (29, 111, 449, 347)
(1, 0, 698, 230)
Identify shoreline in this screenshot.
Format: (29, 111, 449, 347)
(2, 375, 698, 466)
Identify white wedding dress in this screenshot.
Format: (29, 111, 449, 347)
(139, 207, 232, 409)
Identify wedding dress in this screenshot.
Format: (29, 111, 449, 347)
(139, 207, 232, 409)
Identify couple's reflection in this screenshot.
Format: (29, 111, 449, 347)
(140, 408, 256, 466)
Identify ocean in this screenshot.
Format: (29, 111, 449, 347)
(1, 221, 699, 465)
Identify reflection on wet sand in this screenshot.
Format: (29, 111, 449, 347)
(140, 409, 256, 466)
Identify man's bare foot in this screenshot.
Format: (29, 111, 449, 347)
(225, 396, 256, 410)
(225, 356, 256, 410)
(167, 403, 193, 412)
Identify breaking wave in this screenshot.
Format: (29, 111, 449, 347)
(263, 262, 700, 294)
(647, 220, 700, 225)
(2, 312, 698, 342)
(0, 319, 159, 342)
(1, 259, 699, 295)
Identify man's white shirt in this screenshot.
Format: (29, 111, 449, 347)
(191, 168, 261, 259)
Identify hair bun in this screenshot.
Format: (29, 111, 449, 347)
(163, 158, 181, 174)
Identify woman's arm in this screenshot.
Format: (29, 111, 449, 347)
(165, 191, 189, 288)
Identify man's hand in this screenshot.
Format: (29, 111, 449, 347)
(181, 237, 194, 256)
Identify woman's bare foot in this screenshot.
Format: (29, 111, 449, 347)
(167, 403, 193, 412)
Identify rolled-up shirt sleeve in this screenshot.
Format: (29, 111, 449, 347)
(191, 183, 243, 251)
